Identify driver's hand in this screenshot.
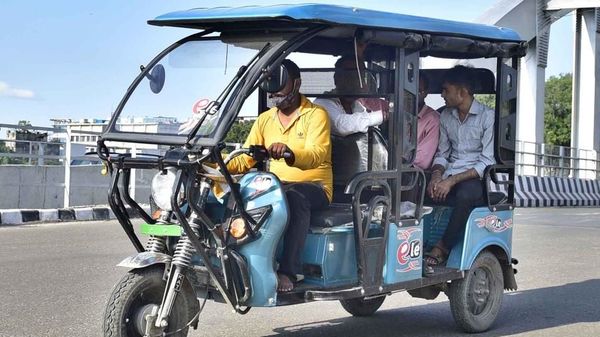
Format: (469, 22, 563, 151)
(268, 142, 295, 165)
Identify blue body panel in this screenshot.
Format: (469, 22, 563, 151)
(302, 226, 357, 287)
(236, 172, 288, 307)
(150, 4, 522, 42)
(448, 208, 513, 270)
(227, 178, 511, 305)
(422, 206, 513, 270)
(383, 223, 424, 284)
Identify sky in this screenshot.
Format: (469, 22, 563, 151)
(0, 0, 574, 127)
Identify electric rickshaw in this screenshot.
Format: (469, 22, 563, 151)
(97, 5, 525, 336)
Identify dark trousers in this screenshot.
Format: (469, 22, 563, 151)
(426, 178, 485, 249)
(279, 183, 329, 280)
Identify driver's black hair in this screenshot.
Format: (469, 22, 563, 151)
(281, 59, 301, 80)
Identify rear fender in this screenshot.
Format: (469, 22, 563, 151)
(451, 242, 518, 291)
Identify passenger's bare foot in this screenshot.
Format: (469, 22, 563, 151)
(277, 273, 294, 292)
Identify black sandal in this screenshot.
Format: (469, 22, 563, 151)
(424, 244, 448, 267)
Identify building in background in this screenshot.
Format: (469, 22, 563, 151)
(51, 117, 180, 156)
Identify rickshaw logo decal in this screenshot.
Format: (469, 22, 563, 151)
(396, 227, 422, 272)
(475, 215, 513, 233)
(247, 175, 274, 198)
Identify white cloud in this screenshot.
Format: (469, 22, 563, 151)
(0, 81, 35, 99)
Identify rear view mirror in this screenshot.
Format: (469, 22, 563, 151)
(144, 64, 166, 94)
(259, 64, 289, 93)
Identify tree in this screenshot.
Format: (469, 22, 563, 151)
(18, 120, 32, 128)
(544, 73, 572, 146)
(475, 94, 495, 110)
(0, 141, 11, 165)
(224, 120, 254, 144)
(477, 74, 572, 147)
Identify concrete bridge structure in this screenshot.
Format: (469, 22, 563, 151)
(478, 0, 600, 178)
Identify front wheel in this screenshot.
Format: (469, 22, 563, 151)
(340, 295, 385, 317)
(448, 251, 504, 333)
(103, 266, 197, 337)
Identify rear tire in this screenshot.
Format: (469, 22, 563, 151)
(448, 251, 504, 333)
(340, 295, 385, 317)
(103, 266, 196, 337)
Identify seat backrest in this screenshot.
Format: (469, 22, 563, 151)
(331, 129, 388, 186)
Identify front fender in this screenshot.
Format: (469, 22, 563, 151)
(117, 252, 172, 269)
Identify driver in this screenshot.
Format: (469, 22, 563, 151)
(227, 59, 332, 292)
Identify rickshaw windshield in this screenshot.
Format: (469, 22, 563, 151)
(112, 36, 284, 140)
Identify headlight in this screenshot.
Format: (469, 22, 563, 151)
(229, 217, 247, 239)
(151, 168, 178, 211)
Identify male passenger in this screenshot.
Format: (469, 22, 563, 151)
(314, 55, 388, 136)
(414, 72, 440, 170)
(227, 60, 332, 292)
(425, 65, 495, 266)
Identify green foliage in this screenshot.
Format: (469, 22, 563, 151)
(224, 120, 254, 144)
(478, 74, 572, 147)
(544, 73, 572, 146)
(0, 141, 10, 165)
(475, 94, 496, 110)
(0, 141, 24, 165)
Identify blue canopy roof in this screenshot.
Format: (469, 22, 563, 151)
(149, 4, 523, 42)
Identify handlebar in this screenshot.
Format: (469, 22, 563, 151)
(223, 145, 291, 165)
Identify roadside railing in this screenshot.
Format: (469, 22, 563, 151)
(516, 140, 600, 179)
(0, 123, 131, 208)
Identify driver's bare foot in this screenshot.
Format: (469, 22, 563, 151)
(277, 273, 294, 292)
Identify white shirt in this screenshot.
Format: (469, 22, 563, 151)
(313, 97, 384, 137)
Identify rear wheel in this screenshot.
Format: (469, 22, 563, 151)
(340, 295, 385, 317)
(103, 266, 196, 337)
(448, 251, 504, 333)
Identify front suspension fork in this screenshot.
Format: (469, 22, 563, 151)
(155, 265, 187, 329)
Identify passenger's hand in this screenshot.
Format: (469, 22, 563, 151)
(427, 174, 442, 199)
(432, 178, 454, 203)
(268, 142, 295, 165)
(381, 102, 389, 121)
(360, 98, 389, 121)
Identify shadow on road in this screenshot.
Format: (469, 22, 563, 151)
(268, 279, 600, 337)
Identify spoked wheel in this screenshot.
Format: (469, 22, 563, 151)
(103, 266, 197, 337)
(448, 251, 504, 333)
(340, 295, 385, 317)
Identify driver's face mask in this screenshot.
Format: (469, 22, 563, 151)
(269, 78, 300, 110)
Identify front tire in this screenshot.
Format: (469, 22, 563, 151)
(448, 251, 504, 333)
(103, 266, 196, 337)
(340, 295, 385, 317)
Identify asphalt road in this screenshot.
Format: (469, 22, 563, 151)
(1, 208, 599, 337)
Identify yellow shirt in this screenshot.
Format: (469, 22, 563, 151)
(227, 95, 333, 202)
